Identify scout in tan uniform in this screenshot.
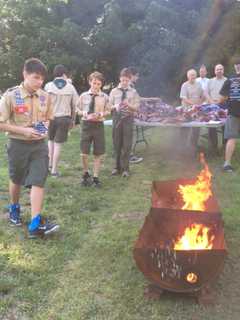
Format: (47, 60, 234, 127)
(110, 68, 140, 177)
(77, 71, 110, 187)
(0, 58, 59, 238)
(45, 64, 78, 177)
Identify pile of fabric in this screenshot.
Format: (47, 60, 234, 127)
(135, 99, 228, 123)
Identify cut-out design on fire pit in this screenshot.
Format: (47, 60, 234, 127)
(133, 154, 227, 303)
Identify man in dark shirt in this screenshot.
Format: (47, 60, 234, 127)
(220, 57, 240, 172)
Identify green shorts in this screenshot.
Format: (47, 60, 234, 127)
(48, 116, 72, 143)
(80, 121, 105, 156)
(7, 139, 49, 188)
(224, 115, 240, 139)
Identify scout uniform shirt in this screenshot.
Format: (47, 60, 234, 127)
(44, 78, 79, 119)
(77, 90, 110, 121)
(109, 84, 140, 115)
(0, 83, 53, 140)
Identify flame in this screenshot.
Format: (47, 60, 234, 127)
(178, 153, 212, 212)
(174, 224, 215, 251)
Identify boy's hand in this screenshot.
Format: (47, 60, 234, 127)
(82, 111, 88, 118)
(87, 113, 99, 121)
(22, 127, 43, 140)
(69, 120, 75, 129)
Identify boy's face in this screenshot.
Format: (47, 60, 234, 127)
(23, 71, 44, 92)
(89, 78, 102, 93)
(120, 76, 131, 88)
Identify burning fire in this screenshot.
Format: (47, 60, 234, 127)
(174, 223, 215, 250)
(178, 153, 212, 212)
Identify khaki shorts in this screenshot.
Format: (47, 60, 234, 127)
(80, 121, 105, 156)
(7, 139, 49, 188)
(48, 116, 72, 143)
(224, 115, 240, 139)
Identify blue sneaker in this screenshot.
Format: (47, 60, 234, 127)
(28, 218, 59, 239)
(9, 204, 22, 226)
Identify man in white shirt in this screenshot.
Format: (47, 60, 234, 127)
(196, 64, 209, 93)
(206, 64, 227, 152)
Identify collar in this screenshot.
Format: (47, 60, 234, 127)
(117, 84, 131, 90)
(214, 76, 225, 81)
(87, 89, 104, 96)
(20, 83, 41, 98)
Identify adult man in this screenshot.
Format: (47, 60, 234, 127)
(180, 69, 205, 147)
(204, 64, 228, 152)
(220, 58, 240, 172)
(0, 58, 59, 238)
(206, 64, 227, 105)
(196, 64, 209, 93)
(45, 65, 78, 176)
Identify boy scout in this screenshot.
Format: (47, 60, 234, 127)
(77, 71, 110, 187)
(0, 58, 59, 238)
(45, 64, 78, 177)
(110, 68, 140, 177)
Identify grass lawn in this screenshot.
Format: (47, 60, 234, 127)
(1, 126, 240, 320)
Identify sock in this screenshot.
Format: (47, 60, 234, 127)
(224, 160, 231, 167)
(28, 214, 41, 232)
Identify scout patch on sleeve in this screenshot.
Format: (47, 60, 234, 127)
(39, 95, 46, 108)
(14, 90, 28, 114)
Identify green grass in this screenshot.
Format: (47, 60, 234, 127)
(0, 127, 240, 320)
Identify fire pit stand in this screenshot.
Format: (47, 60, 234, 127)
(133, 179, 227, 305)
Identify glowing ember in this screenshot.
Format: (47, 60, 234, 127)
(178, 153, 212, 212)
(186, 273, 198, 284)
(174, 223, 215, 251)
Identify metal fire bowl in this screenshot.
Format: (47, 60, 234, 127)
(133, 208, 227, 293)
(134, 248, 227, 293)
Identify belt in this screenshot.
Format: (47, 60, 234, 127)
(10, 138, 45, 144)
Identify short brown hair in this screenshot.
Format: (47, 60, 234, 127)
(120, 68, 132, 79)
(24, 58, 47, 78)
(88, 71, 105, 84)
(53, 64, 68, 78)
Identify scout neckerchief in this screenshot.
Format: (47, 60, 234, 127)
(88, 93, 98, 114)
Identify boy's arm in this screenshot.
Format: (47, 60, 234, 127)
(126, 91, 140, 112)
(103, 95, 111, 116)
(219, 79, 230, 104)
(70, 88, 79, 122)
(0, 95, 42, 139)
(45, 95, 54, 124)
(76, 95, 85, 116)
(0, 122, 42, 139)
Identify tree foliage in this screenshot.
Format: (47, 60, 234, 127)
(3, 0, 238, 100)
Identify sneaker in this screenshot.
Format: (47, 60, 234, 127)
(92, 177, 101, 188)
(81, 171, 92, 186)
(122, 171, 130, 178)
(9, 204, 22, 226)
(129, 155, 143, 164)
(28, 219, 59, 239)
(223, 164, 234, 172)
(111, 168, 120, 176)
(51, 172, 61, 178)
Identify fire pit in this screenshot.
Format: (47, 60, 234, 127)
(133, 154, 227, 304)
